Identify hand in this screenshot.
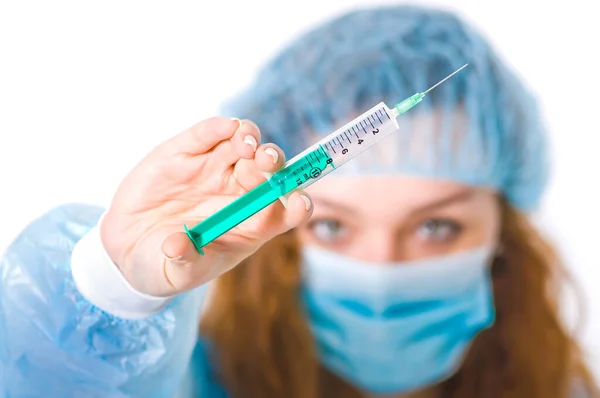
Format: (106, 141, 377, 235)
(100, 117, 313, 297)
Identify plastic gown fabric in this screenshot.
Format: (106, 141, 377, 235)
(0, 204, 229, 398)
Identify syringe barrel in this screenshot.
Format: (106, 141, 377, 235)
(318, 102, 400, 169)
(269, 101, 400, 194)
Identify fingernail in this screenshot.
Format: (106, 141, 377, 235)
(165, 253, 183, 262)
(230, 117, 242, 130)
(300, 194, 311, 211)
(164, 252, 188, 265)
(265, 147, 279, 163)
(244, 135, 257, 152)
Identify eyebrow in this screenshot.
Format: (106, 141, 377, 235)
(309, 188, 474, 215)
(310, 197, 358, 215)
(410, 189, 475, 214)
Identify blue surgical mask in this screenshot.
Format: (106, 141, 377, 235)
(300, 244, 496, 395)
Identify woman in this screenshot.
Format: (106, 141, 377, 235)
(0, 5, 597, 398)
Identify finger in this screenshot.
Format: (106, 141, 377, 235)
(162, 231, 197, 260)
(233, 157, 266, 192)
(278, 190, 313, 233)
(166, 117, 241, 155)
(253, 143, 286, 173)
(161, 232, 213, 292)
(232, 143, 286, 191)
(229, 189, 312, 246)
(213, 119, 262, 167)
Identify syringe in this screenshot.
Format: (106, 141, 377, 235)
(185, 63, 468, 254)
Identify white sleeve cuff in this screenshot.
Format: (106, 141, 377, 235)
(71, 213, 173, 320)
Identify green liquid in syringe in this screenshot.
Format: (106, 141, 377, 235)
(185, 145, 333, 253)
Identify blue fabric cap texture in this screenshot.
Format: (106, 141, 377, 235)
(221, 5, 550, 211)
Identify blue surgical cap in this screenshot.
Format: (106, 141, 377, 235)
(221, 5, 549, 211)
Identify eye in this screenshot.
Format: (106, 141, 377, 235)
(416, 219, 462, 242)
(308, 219, 348, 243)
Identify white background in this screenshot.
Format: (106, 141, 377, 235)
(1, 0, 599, 376)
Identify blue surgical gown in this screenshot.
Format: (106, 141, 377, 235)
(0, 203, 229, 397)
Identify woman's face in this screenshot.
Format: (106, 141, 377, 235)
(297, 175, 501, 263)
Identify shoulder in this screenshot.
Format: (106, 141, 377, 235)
(2, 202, 104, 278)
(33, 202, 104, 231)
(8, 202, 104, 250)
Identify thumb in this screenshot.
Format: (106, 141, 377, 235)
(162, 231, 198, 261)
(161, 232, 216, 293)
